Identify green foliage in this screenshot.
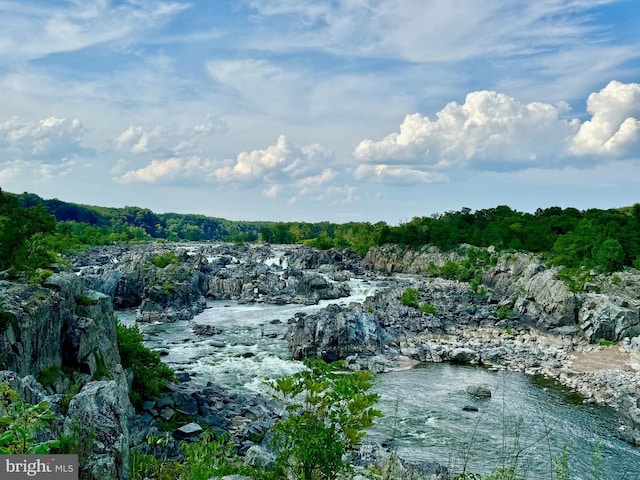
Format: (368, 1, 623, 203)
(496, 305, 514, 320)
(557, 267, 595, 293)
(115, 319, 175, 408)
(0, 383, 59, 454)
(597, 339, 615, 347)
(592, 238, 625, 273)
(76, 294, 98, 306)
(400, 288, 421, 308)
(554, 445, 570, 480)
(150, 251, 181, 269)
(37, 366, 61, 388)
(420, 302, 436, 314)
(130, 431, 272, 480)
(266, 359, 382, 480)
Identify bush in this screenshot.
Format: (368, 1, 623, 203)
(115, 319, 175, 408)
(496, 305, 514, 320)
(150, 252, 180, 269)
(266, 359, 382, 480)
(0, 383, 60, 454)
(400, 288, 421, 308)
(420, 302, 436, 314)
(37, 366, 61, 388)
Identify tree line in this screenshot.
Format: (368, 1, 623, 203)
(2, 189, 640, 278)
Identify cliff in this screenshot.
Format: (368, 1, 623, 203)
(0, 273, 132, 479)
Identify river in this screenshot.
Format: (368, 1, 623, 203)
(118, 279, 640, 479)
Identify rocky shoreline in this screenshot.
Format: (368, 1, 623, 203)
(2, 241, 640, 478)
(288, 244, 640, 445)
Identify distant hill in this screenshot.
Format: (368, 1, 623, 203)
(13, 191, 268, 242)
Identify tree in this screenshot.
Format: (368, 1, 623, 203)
(593, 238, 625, 273)
(266, 359, 382, 480)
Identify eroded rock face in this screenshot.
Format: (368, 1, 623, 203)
(64, 380, 132, 480)
(0, 274, 122, 379)
(78, 244, 361, 321)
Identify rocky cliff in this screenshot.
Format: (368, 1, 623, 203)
(0, 273, 132, 479)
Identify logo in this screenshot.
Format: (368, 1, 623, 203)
(0, 455, 78, 479)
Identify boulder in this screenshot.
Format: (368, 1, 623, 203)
(466, 385, 492, 399)
(64, 380, 132, 480)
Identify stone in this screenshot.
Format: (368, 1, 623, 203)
(174, 422, 203, 440)
(244, 445, 276, 470)
(466, 385, 492, 399)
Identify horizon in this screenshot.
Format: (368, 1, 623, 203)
(1, 1, 639, 224)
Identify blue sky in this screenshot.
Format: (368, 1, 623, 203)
(1, 0, 639, 224)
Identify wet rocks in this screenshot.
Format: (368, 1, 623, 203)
(466, 385, 492, 399)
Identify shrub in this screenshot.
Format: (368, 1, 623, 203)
(150, 251, 180, 269)
(115, 319, 175, 408)
(37, 366, 61, 388)
(400, 288, 421, 308)
(496, 305, 514, 320)
(266, 359, 382, 480)
(0, 383, 60, 454)
(420, 302, 436, 314)
(76, 295, 98, 306)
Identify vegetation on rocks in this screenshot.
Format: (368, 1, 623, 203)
(115, 319, 175, 408)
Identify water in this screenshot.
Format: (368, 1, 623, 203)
(370, 364, 640, 479)
(118, 280, 640, 479)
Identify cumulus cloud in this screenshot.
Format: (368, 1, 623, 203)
(214, 135, 334, 184)
(570, 81, 640, 156)
(352, 81, 640, 185)
(0, 116, 92, 161)
(354, 91, 579, 170)
(117, 157, 217, 185)
(116, 135, 348, 203)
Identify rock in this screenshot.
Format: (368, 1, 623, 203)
(450, 348, 477, 364)
(173, 422, 203, 440)
(64, 380, 132, 480)
(463, 405, 479, 412)
(466, 385, 492, 399)
(244, 445, 276, 470)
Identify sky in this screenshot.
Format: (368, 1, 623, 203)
(1, 1, 640, 224)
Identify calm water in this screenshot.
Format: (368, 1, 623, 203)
(119, 280, 640, 479)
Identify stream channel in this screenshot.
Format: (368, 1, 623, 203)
(119, 279, 640, 479)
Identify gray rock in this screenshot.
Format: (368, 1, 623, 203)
(174, 422, 203, 440)
(244, 445, 276, 470)
(466, 385, 492, 399)
(64, 380, 132, 480)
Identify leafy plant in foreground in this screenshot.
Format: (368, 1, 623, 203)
(266, 358, 382, 480)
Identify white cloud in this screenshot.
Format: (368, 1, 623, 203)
(354, 91, 579, 170)
(0, 0, 190, 63)
(117, 157, 217, 185)
(115, 115, 228, 156)
(243, 0, 621, 63)
(116, 135, 345, 203)
(354, 165, 449, 185)
(0, 116, 92, 161)
(214, 135, 334, 184)
(570, 81, 640, 156)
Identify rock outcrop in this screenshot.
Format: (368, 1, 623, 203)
(77, 244, 358, 321)
(0, 273, 133, 479)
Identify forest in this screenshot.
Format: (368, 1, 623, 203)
(2, 188, 639, 279)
